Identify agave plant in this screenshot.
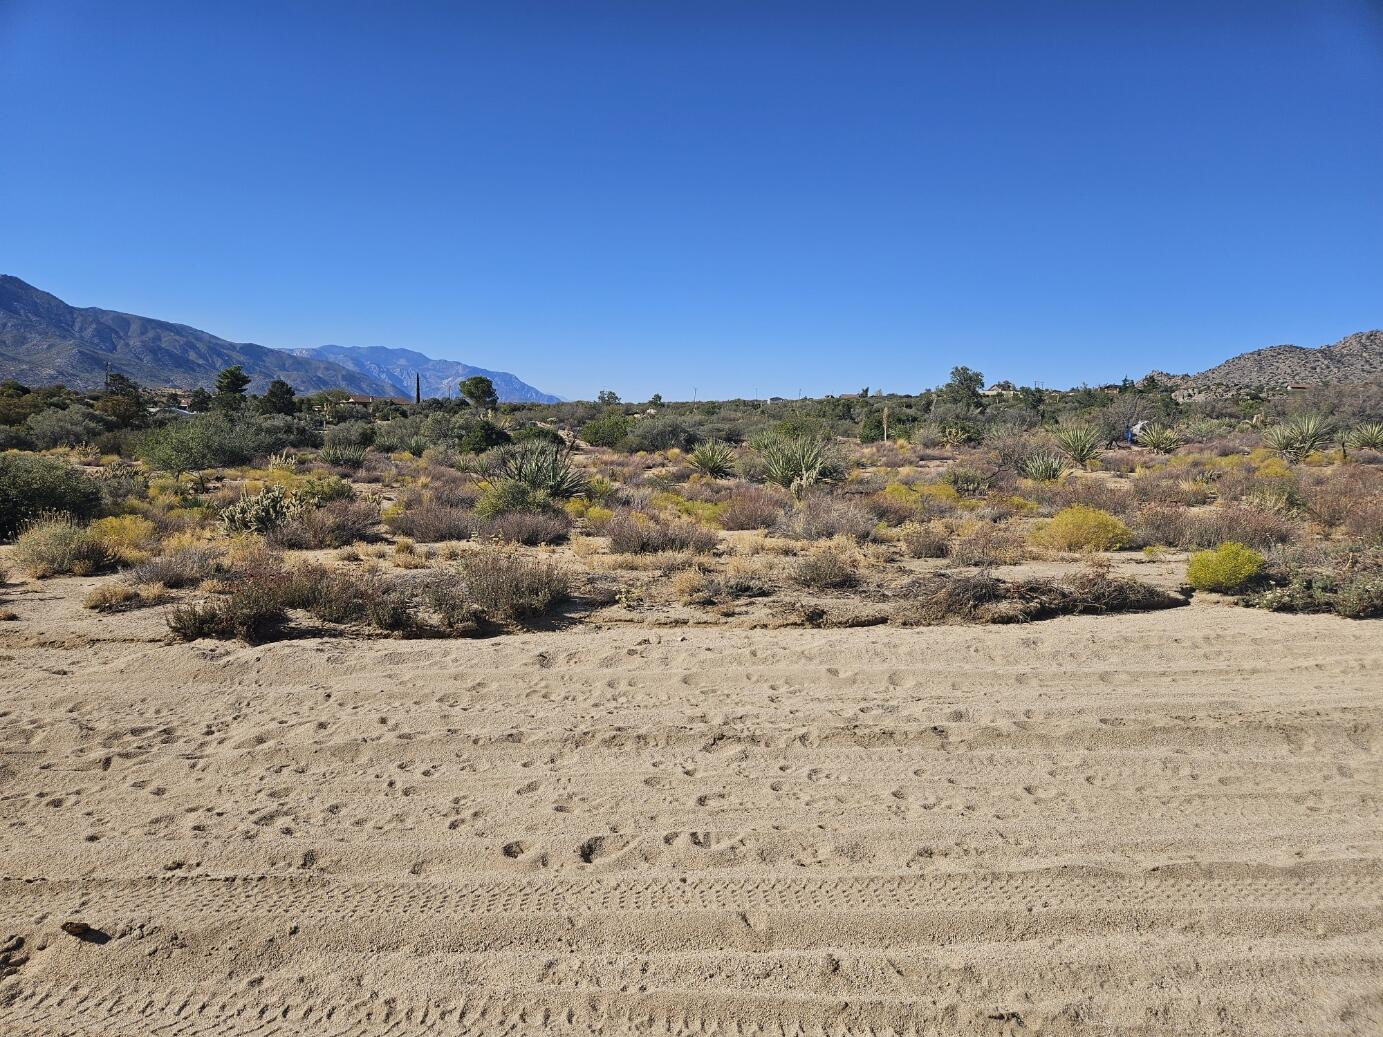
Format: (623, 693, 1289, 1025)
(1135, 423, 1181, 454)
(1263, 414, 1333, 463)
(686, 439, 736, 479)
(319, 442, 368, 468)
(1052, 423, 1104, 467)
(1347, 421, 1383, 451)
(486, 441, 588, 500)
(1019, 452, 1067, 482)
(758, 435, 843, 495)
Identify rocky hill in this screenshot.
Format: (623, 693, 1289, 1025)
(1189, 330, 1383, 389)
(0, 275, 557, 401)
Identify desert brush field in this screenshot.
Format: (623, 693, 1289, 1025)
(1, 379, 1382, 1034)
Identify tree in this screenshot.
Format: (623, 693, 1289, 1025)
(259, 378, 297, 416)
(648, 393, 663, 406)
(935, 366, 984, 411)
(215, 365, 251, 397)
(596, 390, 621, 405)
(459, 375, 498, 411)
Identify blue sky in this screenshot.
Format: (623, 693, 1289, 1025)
(2, 1, 1380, 401)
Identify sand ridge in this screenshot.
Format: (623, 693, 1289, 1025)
(0, 594, 1380, 1035)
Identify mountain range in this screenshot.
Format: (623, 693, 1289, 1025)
(0, 275, 559, 402)
(1184, 330, 1383, 389)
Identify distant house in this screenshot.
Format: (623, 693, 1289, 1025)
(979, 384, 1015, 397)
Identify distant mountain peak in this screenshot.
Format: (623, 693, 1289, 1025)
(0, 275, 558, 402)
(1187, 330, 1383, 388)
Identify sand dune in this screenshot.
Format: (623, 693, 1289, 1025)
(1, 593, 1379, 1035)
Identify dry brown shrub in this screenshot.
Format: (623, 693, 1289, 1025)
(948, 522, 1026, 565)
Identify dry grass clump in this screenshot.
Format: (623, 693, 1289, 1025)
(1031, 506, 1131, 552)
(12, 516, 111, 578)
(1183, 503, 1300, 551)
(426, 547, 569, 630)
(778, 494, 875, 541)
(947, 522, 1026, 566)
(899, 520, 951, 558)
(89, 514, 160, 563)
(671, 559, 773, 605)
(604, 511, 718, 554)
(268, 498, 380, 549)
(125, 546, 222, 588)
(385, 502, 477, 542)
(790, 538, 861, 589)
(84, 581, 168, 612)
(482, 510, 571, 546)
(718, 485, 790, 530)
(894, 568, 1183, 625)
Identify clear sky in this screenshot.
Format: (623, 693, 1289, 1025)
(2, 1, 1380, 401)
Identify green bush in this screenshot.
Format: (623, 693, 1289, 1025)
(12, 516, 110, 578)
(474, 479, 556, 518)
(0, 453, 101, 540)
(1032, 506, 1131, 552)
(1186, 542, 1265, 593)
(220, 486, 306, 535)
(579, 412, 631, 448)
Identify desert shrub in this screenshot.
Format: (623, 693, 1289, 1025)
(1032, 505, 1131, 552)
(790, 541, 859, 589)
(624, 416, 698, 453)
(485, 442, 587, 499)
(605, 511, 718, 554)
(0, 454, 102, 539)
(95, 465, 149, 510)
(1245, 551, 1383, 619)
(719, 486, 789, 530)
(1046, 476, 1129, 516)
(1132, 503, 1191, 548)
(125, 546, 222, 588)
(1184, 503, 1300, 551)
(943, 465, 994, 497)
(137, 414, 252, 474)
(579, 412, 632, 448)
(90, 514, 160, 563)
(319, 442, 368, 468)
(473, 479, 556, 518)
(12, 516, 110, 577)
(1019, 452, 1066, 482)
(948, 522, 1025, 566)
(483, 510, 571, 545)
(758, 435, 843, 494)
(1053, 424, 1104, 467)
(900, 520, 951, 558)
(282, 564, 415, 631)
(1186, 542, 1265, 593)
(457, 419, 512, 455)
(1343, 498, 1383, 544)
(268, 498, 379, 548)
(25, 405, 111, 449)
(687, 440, 735, 479)
(220, 485, 306, 535)
(429, 548, 570, 627)
(386, 502, 478, 541)
(778, 494, 874, 541)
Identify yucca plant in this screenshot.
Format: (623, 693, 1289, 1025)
(1135, 423, 1181, 454)
(319, 442, 368, 468)
(1347, 421, 1383, 450)
(1052, 424, 1104, 467)
(758, 435, 843, 496)
(1263, 414, 1333, 463)
(1019, 452, 1067, 482)
(687, 439, 735, 479)
(486, 441, 588, 500)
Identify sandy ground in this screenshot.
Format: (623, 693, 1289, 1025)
(0, 578, 1380, 1036)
